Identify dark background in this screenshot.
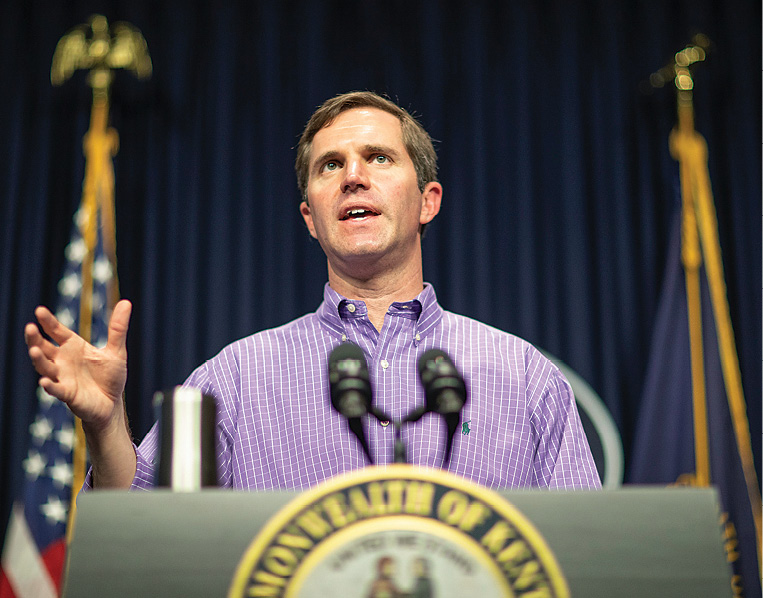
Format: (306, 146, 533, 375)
(1, 0, 759, 542)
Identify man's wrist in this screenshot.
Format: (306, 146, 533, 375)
(82, 398, 130, 454)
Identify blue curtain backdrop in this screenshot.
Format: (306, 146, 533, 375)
(1, 0, 759, 540)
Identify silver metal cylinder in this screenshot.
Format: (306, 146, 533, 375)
(153, 387, 218, 491)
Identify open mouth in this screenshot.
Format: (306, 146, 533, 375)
(340, 207, 380, 221)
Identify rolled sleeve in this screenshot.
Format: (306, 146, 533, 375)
(529, 356, 602, 489)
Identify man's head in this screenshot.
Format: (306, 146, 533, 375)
(376, 556, 395, 577)
(296, 93, 442, 288)
(295, 91, 438, 202)
(413, 557, 429, 577)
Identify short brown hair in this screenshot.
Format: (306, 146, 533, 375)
(295, 91, 438, 201)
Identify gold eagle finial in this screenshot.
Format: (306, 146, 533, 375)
(51, 14, 152, 90)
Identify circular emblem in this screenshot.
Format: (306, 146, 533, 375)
(229, 465, 569, 598)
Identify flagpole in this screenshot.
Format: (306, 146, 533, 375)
(66, 85, 118, 543)
(689, 105, 763, 579)
(670, 82, 711, 488)
(694, 151, 762, 559)
(667, 39, 762, 573)
(51, 13, 151, 544)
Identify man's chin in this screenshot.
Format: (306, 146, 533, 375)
(327, 243, 394, 275)
(327, 235, 389, 257)
(339, 245, 388, 263)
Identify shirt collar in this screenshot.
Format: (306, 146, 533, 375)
(413, 283, 444, 340)
(315, 282, 444, 342)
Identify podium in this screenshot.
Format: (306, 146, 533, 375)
(63, 484, 731, 597)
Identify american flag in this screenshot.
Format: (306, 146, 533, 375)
(1, 205, 116, 597)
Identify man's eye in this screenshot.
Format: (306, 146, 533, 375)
(323, 161, 339, 172)
(373, 155, 388, 164)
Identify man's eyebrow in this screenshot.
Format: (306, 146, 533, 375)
(363, 144, 401, 160)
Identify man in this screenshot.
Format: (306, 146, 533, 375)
(25, 91, 600, 491)
(367, 556, 401, 598)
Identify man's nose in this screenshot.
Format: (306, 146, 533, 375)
(341, 159, 369, 193)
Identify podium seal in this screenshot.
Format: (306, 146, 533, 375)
(229, 466, 569, 598)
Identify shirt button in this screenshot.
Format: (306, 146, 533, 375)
(341, 334, 347, 342)
(347, 304, 356, 313)
(414, 333, 421, 341)
(381, 359, 389, 370)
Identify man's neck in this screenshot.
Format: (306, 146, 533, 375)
(327, 259, 424, 332)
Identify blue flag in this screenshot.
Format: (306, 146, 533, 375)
(631, 208, 761, 598)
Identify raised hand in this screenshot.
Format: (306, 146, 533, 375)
(25, 299, 132, 432)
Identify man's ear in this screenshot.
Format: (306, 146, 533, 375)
(300, 201, 318, 239)
(419, 182, 442, 226)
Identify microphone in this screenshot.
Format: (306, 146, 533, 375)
(328, 342, 374, 464)
(417, 349, 467, 467)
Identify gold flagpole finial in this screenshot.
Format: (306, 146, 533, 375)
(646, 34, 712, 107)
(51, 14, 152, 96)
(671, 35, 710, 91)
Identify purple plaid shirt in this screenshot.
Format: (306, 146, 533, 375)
(121, 283, 600, 491)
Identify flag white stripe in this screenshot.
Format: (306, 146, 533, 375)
(1, 504, 57, 598)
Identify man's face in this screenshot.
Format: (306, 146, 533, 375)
(300, 108, 441, 275)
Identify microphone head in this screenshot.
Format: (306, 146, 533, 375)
(329, 342, 372, 419)
(417, 349, 467, 415)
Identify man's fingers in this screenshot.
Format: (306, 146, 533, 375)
(28, 346, 59, 381)
(24, 322, 43, 347)
(24, 323, 58, 359)
(106, 299, 132, 355)
(34, 306, 73, 345)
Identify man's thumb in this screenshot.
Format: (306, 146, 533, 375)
(106, 299, 132, 355)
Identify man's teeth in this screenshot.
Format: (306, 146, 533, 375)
(345, 209, 375, 219)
